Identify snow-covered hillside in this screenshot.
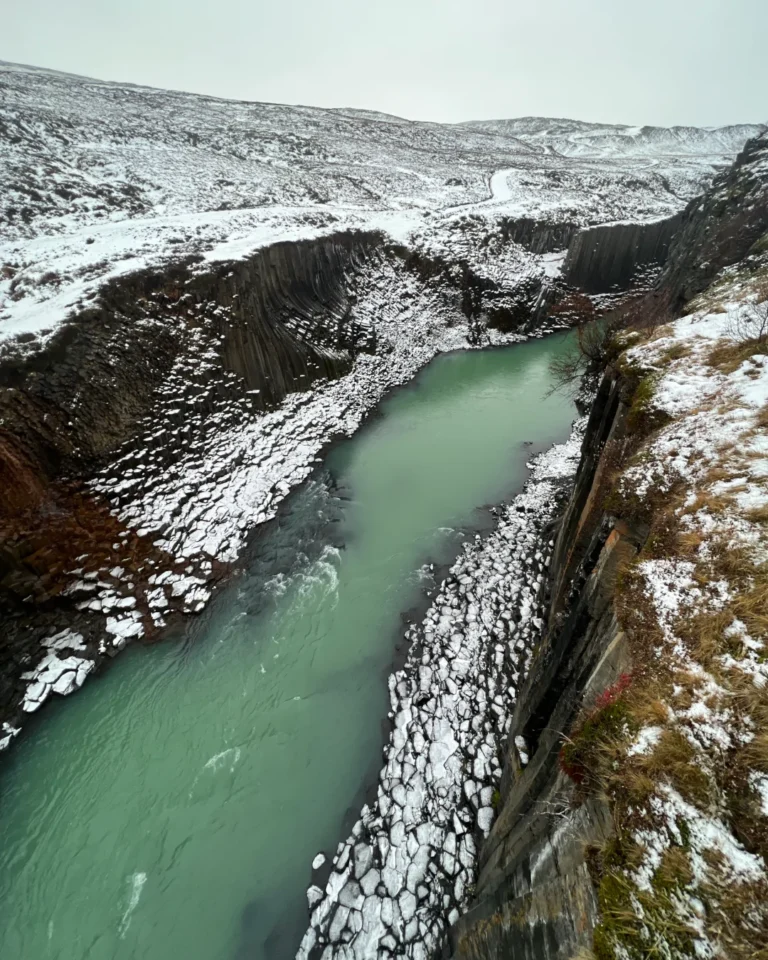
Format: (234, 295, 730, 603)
(0, 61, 757, 352)
(461, 116, 766, 158)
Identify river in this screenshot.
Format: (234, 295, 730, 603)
(0, 335, 575, 960)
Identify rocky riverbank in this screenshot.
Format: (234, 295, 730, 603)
(297, 421, 586, 960)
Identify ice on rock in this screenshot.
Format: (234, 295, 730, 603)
(298, 424, 586, 956)
(106, 613, 145, 646)
(382, 865, 404, 899)
(353, 844, 372, 879)
(360, 869, 380, 896)
(400, 891, 417, 923)
(390, 820, 406, 847)
(21, 653, 95, 711)
(380, 897, 395, 927)
(328, 906, 350, 942)
(335, 844, 350, 871)
(22, 680, 51, 713)
(0, 723, 21, 752)
(338, 881, 364, 911)
(326, 865, 352, 901)
(459, 834, 476, 868)
(44, 629, 87, 652)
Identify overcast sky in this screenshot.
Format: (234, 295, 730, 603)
(4, 0, 767, 126)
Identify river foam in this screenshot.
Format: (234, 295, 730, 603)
(118, 872, 147, 939)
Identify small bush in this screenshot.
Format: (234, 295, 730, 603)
(549, 317, 623, 392)
(725, 277, 768, 353)
(625, 374, 670, 435)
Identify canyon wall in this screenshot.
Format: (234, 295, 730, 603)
(1, 179, 708, 534)
(448, 372, 643, 960)
(562, 215, 682, 293)
(0, 231, 381, 489)
(658, 132, 768, 307)
(447, 128, 768, 960)
(0, 231, 381, 720)
(499, 218, 578, 255)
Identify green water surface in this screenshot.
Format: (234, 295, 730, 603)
(0, 336, 575, 960)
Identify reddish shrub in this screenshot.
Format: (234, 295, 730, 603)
(558, 673, 635, 787)
(594, 672, 634, 711)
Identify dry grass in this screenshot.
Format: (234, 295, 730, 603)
(632, 697, 671, 727)
(570, 311, 768, 958)
(640, 730, 713, 808)
(592, 861, 699, 960)
(745, 504, 768, 526)
(680, 488, 731, 517)
(571, 948, 598, 960)
(699, 873, 768, 960)
(655, 847, 695, 890)
(659, 341, 692, 363)
(707, 340, 761, 373)
(613, 560, 665, 655)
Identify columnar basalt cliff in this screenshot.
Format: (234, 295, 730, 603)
(659, 131, 768, 307)
(562, 214, 683, 293)
(447, 129, 768, 960)
(449, 373, 642, 960)
(499, 217, 578, 255)
(0, 231, 382, 726)
(1, 233, 376, 611)
(0, 231, 382, 483)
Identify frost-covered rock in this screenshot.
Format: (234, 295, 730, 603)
(296, 422, 585, 959)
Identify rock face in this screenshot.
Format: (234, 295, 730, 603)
(0, 231, 379, 491)
(0, 231, 382, 641)
(562, 214, 682, 292)
(448, 372, 644, 960)
(447, 126, 768, 960)
(499, 218, 578, 255)
(216, 232, 378, 391)
(658, 130, 768, 307)
(0, 230, 380, 731)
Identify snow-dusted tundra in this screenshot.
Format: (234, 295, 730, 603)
(1, 58, 767, 960)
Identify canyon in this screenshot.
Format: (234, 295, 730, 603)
(1, 59, 768, 960)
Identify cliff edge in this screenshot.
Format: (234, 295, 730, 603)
(450, 132, 768, 960)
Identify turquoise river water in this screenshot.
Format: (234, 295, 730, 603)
(0, 336, 575, 960)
